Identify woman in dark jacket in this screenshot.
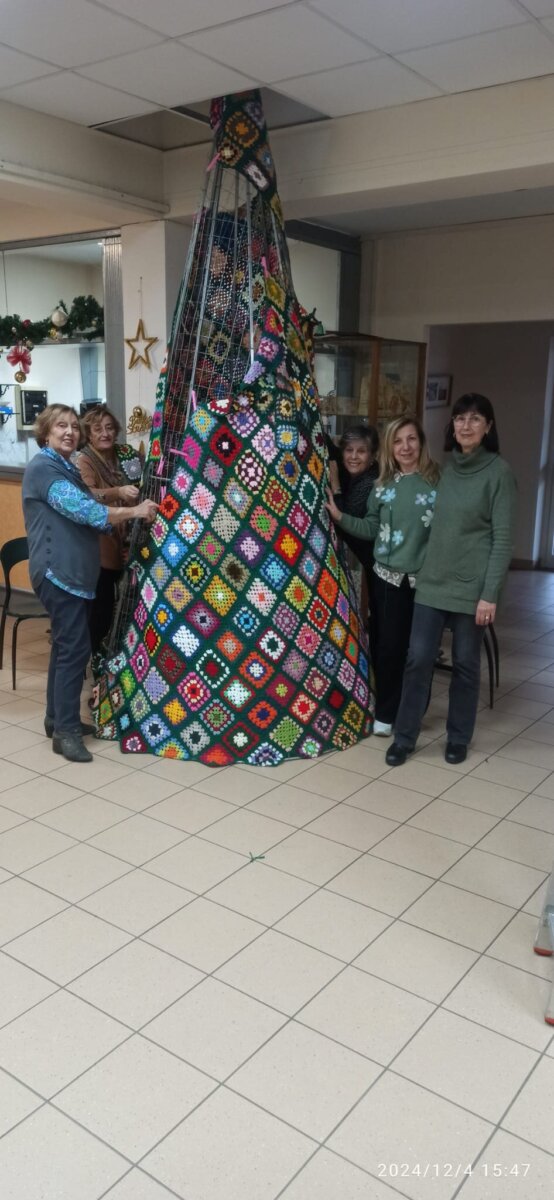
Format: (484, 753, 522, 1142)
(22, 405, 157, 764)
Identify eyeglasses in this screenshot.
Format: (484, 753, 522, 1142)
(453, 413, 486, 425)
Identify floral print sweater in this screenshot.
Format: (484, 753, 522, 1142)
(337, 471, 437, 577)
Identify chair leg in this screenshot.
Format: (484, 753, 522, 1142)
(483, 628, 494, 709)
(534, 863, 554, 1024)
(0, 608, 6, 671)
(489, 623, 500, 687)
(12, 618, 20, 690)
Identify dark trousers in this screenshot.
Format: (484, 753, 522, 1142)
(37, 578, 91, 733)
(394, 603, 484, 749)
(370, 572, 415, 724)
(89, 567, 122, 658)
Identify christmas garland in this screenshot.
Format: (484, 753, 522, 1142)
(0, 295, 104, 382)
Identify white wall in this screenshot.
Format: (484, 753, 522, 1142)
(426, 322, 553, 564)
(0, 254, 102, 322)
(288, 240, 340, 332)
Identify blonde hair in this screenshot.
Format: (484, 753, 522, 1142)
(82, 404, 121, 441)
(378, 414, 440, 486)
(34, 404, 84, 449)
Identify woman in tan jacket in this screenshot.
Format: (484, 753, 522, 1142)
(77, 405, 142, 665)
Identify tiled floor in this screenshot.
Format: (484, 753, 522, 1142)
(1, 571, 554, 1198)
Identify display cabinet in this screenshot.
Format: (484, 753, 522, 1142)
(314, 332, 426, 439)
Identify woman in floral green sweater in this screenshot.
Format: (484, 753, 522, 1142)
(327, 416, 440, 735)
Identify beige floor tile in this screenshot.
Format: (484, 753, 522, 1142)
(533, 772, 554, 799)
(0, 952, 57, 1027)
(0, 699, 45, 726)
(247, 782, 337, 826)
(241, 757, 314, 783)
(299, 965, 432, 1064)
(291, 762, 370, 800)
(522, 875, 549, 918)
(0, 821, 76, 874)
(79, 867, 193, 935)
(414, 742, 488, 774)
(518, 717, 554, 745)
(445, 957, 553, 1050)
(22, 842, 132, 902)
(99, 1172, 177, 1200)
(146, 834, 246, 892)
(0, 805, 26, 833)
(93, 770, 185, 812)
(439, 776, 526, 818)
(486, 912, 554, 980)
(216, 928, 343, 1014)
(5, 906, 131, 984)
(0, 989, 129, 1096)
(371, 825, 466, 878)
(510, 682, 554, 705)
(6, 742, 66, 775)
(324, 743, 391, 778)
(497, 736, 554, 771)
(508, 792, 554, 835)
(409, 797, 499, 844)
(0, 761, 40, 793)
(381, 759, 458, 797)
(502, 1056, 554, 1155)
(328, 853, 433, 916)
(230, 1020, 380, 1140)
(346, 778, 433, 822)
(37, 793, 131, 839)
(493, 695, 553, 719)
(143, 759, 223, 787)
(193, 765, 280, 804)
(0, 775, 84, 818)
(55, 1034, 214, 1159)
(0, 1105, 127, 1200)
(69, 938, 203, 1027)
(0, 1067, 42, 1137)
(280, 1150, 397, 1199)
(0, 877, 67, 946)
(354, 920, 478, 1003)
(276, 890, 392, 962)
(200, 806, 293, 854)
(48, 757, 136, 793)
(144, 790, 236, 833)
(144, 896, 265, 972)
(206, 861, 315, 924)
(142, 1088, 314, 1200)
(442, 849, 546, 908)
(328, 1073, 492, 1200)
(461, 1129, 554, 1197)
(144, 976, 285, 1079)
(471, 755, 551, 792)
(404, 882, 515, 951)
(304, 804, 397, 851)
(394, 1008, 538, 1122)
(477, 820, 554, 871)
(88, 813, 188, 866)
(263, 828, 360, 885)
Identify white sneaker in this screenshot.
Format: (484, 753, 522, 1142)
(373, 720, 393, 737)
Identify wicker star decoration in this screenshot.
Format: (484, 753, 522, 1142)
(125, 319, 158, 369)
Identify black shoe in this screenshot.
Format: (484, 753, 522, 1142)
(52, 732, 93, 763)
(445, 742, 467, 764)
(385, 742, 413, 767)
(45, 717, 95, 739)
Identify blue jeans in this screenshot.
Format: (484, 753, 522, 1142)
(394, 603, 484, 749)
(37, 578, 91, 734)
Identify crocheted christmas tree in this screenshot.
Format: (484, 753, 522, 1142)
(95, 89, 374, 766)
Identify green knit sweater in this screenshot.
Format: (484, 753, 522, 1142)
(415, 447, 517, 614)
(338, 472, 438, 576)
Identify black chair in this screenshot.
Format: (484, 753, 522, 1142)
(0, 537, 49, 690)
(434, 623, 499, 709)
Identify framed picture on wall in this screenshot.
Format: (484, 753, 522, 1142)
(426, 373, 452, 408)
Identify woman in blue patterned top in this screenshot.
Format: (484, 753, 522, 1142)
(22, 405, 157, 763)
(327, 416, 439, 737)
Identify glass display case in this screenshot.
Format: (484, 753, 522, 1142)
(314, 332, 425, 440)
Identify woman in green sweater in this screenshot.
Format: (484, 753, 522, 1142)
(327, 415, 439, 735)
(386, 394, 517, 767)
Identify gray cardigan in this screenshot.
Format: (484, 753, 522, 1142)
(22, 451, 103, 595)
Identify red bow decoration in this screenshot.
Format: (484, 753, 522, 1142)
(6, 343, 32, 376)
